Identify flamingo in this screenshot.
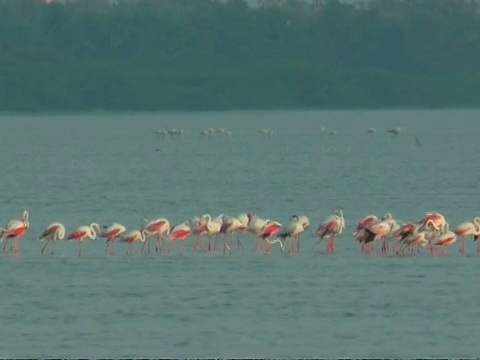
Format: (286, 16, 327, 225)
(360, 217, 396, 255)
(258, 220, 282, 255)
(141, 217, 170, 253)
(453, 217, 480, 255)
(191, 214, 209, 252)
(394, 220, 437, 255)
(220, 215, 247, 256)
(236, 212, 253, 249)
(277, 217, 305, 255)
(38, 222, 66, 255)
(121, 229, 148, 255)
(101, 222, 126, 255)
(204, 214, 223, 252)
(314, 209, 345, 255)
(290, 214, 310, 251)
(167, 221, 191, 257)
(433, 226, 457, 256)
(67, 223, 100, 258)
(418, 212, 449, 235)
(353, 215, 378, 254)
(248, 215, 268, 251)
(401, 230, 430, 254)
(0, 210, 29, 256)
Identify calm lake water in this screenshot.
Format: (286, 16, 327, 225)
(0, 109, 479, 357)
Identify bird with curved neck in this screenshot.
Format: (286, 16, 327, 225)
(38, 222, 66, 255)
(101, 222, 126, 255)
(314, 209, 345, 255)
(0, 210, 29, 256)
(141, 217, 170, 254)
(290, 214, 310, 252)
(454, 217, 480, 255)
(121, 229, 148, 255)
(67, 223, 100, 258)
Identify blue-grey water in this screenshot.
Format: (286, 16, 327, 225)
(1, 109, 479, 357)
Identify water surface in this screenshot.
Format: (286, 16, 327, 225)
(0, 109, 478, 357)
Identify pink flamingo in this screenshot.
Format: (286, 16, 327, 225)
(392, 222, 419, 255)
(191, 215, 209, 252)
(101, 222, 126, 255)
(236, 212, 254, 249)
(277, 217, 305, 255)
(248, 215, 268, 251)
(361, 217, 396, 255)
(121, 229, 148, 255)
(167, 221, 191, 257)
(454, 217, 480, 255)
(38, 222, 65, 255)
(220, 215, 247, 256)
(401, 231, 429, 254)
(0, 210, 29, 256)
(353, 215, 378, 254)
(258, 220, 282, 255)
(418, 212, 449, 234)
(67, 223, 100, 258)
(314, 209, 345, 255)
(433, 228, 457, 256)
(141, 217, 170, 253)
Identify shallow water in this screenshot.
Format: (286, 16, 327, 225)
(0, 109, 479, 357)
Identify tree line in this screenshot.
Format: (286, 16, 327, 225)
(1, 0, 480, 112)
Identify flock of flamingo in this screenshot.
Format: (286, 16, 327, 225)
(0, 209, 478, 258)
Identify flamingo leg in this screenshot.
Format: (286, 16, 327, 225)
(180, 240, 185, 257)
(2, 239, 8, 252)
(156, 235, 163, 254)
(214, 234, 219, 252)
(264, 238, 271, 255)
(236, 233, 244, 250)
(79, 241, 83, 258)
(41, 240, 50, 254)
(193, 235, 199, 252)
(476, 239, 480, 255)
(13, 236, 20, 256)
(297, 234, 301, 252)
(167, 241, 174, 256)
(51, 241, 55, 255)
(459, 238, 465, 255)
(208, 235, 212, 252)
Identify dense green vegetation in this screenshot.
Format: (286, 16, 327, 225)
(1, 0, 480, 111)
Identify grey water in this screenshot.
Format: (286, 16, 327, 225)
(0, 109, 479, 358)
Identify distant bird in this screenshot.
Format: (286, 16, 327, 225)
(67, 223, 101, 258)
(121, 229, 148, 255)
(167, 221, 192, 257)
(258, 220, 282, 255)
(38, 222, 66, 255)
(153, 130, 166, 140)
(0, 210, 30, 256)
(433, 227, 457, 256)
(277, 216, 307, 255)
(101, 222, 126, 255)
(387, 127, 401, 135)
(454, 217, 480, 255)
(329, 130, 337, 135)
(314, 209, 345, 255)
(141, 217, 170, 253)
(367, 128, 375, 134)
